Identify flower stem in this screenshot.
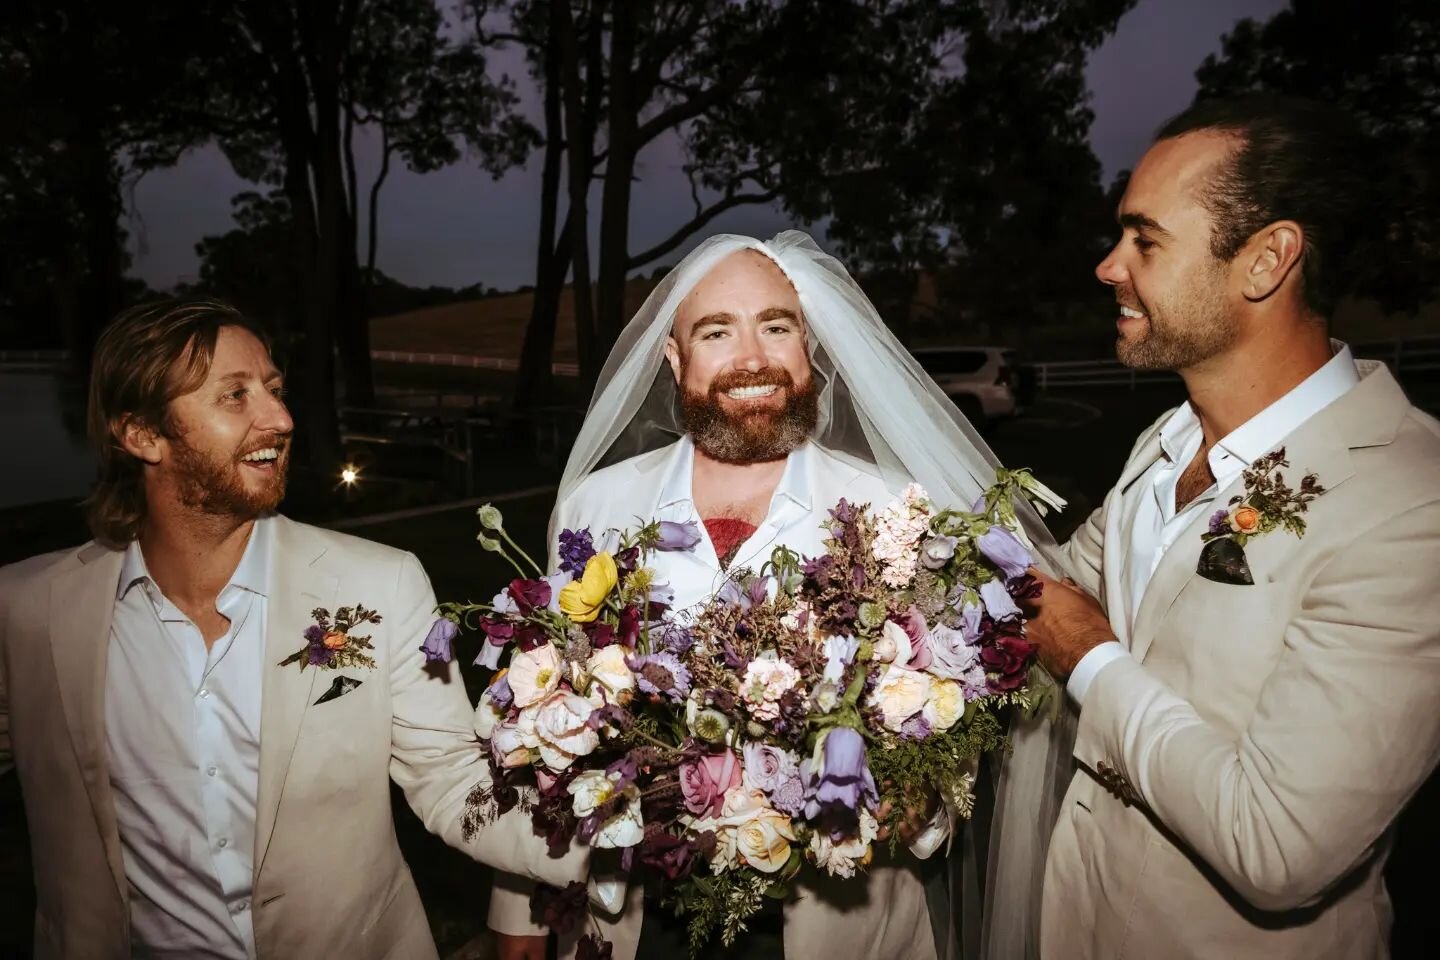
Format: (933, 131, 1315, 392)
(499, 527, 544, 577)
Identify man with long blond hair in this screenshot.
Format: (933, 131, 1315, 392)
(0, 299, 582, 959)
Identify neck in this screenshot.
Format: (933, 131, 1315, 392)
(137, 502, 257, 610)
(1180, 325, 1333, 450)
(690, 442, 791, 519)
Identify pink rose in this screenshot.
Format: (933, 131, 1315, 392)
(680, 749, 741, 818)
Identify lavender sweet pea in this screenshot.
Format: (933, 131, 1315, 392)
(420, 618, 458, 664)
(979, 578, 1022, 621)
(919, 534, 958, 570)
(821, 635, 859, 684)
(977, 525, 1033, 580)
(655, 520, 702, 552)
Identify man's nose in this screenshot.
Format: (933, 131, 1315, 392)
(733, 327, 767, 373)
(1096, 241, 1127, 286)
(259, 390, 294, 436)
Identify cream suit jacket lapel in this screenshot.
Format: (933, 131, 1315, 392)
(48, 542, 128, 904)
(1124, 364, 1396, 663)
(254, 516, 339, 874)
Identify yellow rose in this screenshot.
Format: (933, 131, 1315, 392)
(559, 552, 618, 623)
(735, 810, 796, 874)
(1229, 504, 1262, 535)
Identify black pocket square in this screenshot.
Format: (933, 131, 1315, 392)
(314, 675, 363, 705)
(1197, 537, 1254, 585)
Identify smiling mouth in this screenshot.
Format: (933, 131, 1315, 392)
(725, 384, 780, 400)
(239, 446, 282, 468)
(1119, 305, 1146, 320)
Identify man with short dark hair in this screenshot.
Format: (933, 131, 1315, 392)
(0, 299, 582, 959)
(1023, 96, 1440, 957)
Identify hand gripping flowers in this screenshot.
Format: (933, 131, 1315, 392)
(436, 470, 1058, 957)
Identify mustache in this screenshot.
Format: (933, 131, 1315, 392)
(1115, 288, 1147, 314)
(707, 368, 797, 393)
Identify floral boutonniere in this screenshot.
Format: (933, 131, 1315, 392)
(279, 605, 382, 670)
(1197, 447, 1326, 585)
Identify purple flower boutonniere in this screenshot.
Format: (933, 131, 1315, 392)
(279, 605, 382, 670)
(1197, 447, 1326, 585)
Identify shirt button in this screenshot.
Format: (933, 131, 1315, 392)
(199, 688, 210, 699)
(218, 838, 229, 849)
(206, 765, 218, 777)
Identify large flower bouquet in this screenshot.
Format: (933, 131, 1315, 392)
(436, 471, 1063, 956)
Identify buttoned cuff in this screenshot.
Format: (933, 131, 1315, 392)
(1065, 641, 1129, 707)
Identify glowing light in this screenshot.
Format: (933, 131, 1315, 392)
(340, 465, 359, 485)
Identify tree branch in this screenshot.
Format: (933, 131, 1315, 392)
(635, 67, 750, 147)
(628, 189, 780, 269)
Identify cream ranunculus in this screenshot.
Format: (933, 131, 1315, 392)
(568, 769, 619, 817)
(870, 665, 933, 732)
(595, 785, 645, 848)
(921, 677, 966, 733)
(533, 690, 600, 770)
(507, 643, 562, 708)
(491, 706, 539, 768)
(586, 644, 635, 706)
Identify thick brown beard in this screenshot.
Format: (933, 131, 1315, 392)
(169, 432, 289, 517)
(679, 367, 820, 464)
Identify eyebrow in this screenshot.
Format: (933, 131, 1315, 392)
(1118, 212, 1173, 239)
(216, 369, 283, 387)
(690, 307, 800, 331)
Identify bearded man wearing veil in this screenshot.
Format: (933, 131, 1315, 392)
(487, 231, 1064, 960)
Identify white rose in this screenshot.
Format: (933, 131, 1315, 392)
(507, 643, 562, 708)
(922, 678, 966, 733)
(586, 644, 635, 706)
(870, 665, 933, 732)
(533, 690, 599, 770)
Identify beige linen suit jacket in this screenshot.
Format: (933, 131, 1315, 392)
(0, 515, 582, 959)
(489, 440, 946, 960)
(1040, 361, 1440, 959)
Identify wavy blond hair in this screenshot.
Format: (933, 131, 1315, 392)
(84, 298, 273, 547)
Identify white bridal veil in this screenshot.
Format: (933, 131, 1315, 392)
(556, 230, 1075, 960)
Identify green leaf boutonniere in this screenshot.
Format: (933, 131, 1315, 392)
(279, 605, 382, 670)
(1197, 447, 1325, 585)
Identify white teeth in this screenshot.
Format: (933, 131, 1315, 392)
(241, 448, 279, 462)
(726, 385, 778, 399)
(1119, 306, 1146, 319)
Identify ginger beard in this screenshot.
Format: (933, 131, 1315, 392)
(166, 423, 290, 517)
(679, 365, 820, 464)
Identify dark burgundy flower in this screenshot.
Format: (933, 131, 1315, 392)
(639, 829, 696, 880)
(1008, 573, 1043, 602)
(531, 881, 587, 935)
(617, 605, 642, 648)
(578, 934, 614, 960)
(980, 617, 1034, 693)
(587, 620, 617, 648)
(509, 578, 552, 614)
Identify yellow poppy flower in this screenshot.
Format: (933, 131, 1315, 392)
(559, 552, 618, 623)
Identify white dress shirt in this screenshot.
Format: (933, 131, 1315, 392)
(105, 517, 273, 958)
(1067, 343, 1361, 705)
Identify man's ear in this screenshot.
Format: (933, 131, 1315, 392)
(664, 336, 683, 384)
(1240, 220, 1304, 302)
(118, 414, 164, 465)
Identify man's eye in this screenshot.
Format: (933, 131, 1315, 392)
(269, 386, 286, 399)
(225, 388, 248, 402)
(1133, 236, 1155, 254)
(765, 325, 793, 335)
(701, 330, 726, 340)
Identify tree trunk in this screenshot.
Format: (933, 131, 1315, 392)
(514, 2, 567, 411)
(556, 0, 598, 386)
(594, 0, 636, 358)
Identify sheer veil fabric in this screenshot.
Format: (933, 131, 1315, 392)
(554, 230, 1073, 960)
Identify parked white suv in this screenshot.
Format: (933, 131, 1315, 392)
(909, 346, 1027, 426)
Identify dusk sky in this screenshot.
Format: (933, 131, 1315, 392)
(123, 0, 1290, 295)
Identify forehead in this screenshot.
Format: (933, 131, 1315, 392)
(200, 325, 278, 381)
(674, 250, 801, 331)
(1122, 130, 1236, 226)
